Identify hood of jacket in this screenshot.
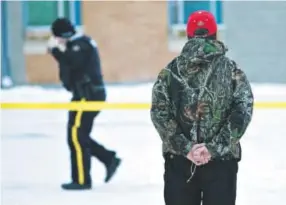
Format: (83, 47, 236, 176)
(177, 38, 228, 77)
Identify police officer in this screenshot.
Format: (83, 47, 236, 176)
(47, 18, 121, 190)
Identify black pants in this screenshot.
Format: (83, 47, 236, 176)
(67, 97, 115, 185)
(164, 153, 238, 205)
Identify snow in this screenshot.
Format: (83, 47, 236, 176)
(1, 83, 286, 205)
(1, 83, 286, 103)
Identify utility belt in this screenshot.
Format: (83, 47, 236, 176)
(73, 82, 105, 101)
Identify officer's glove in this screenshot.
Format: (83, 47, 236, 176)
(47, 36, 58, 49)
(47, 36, 66, 52)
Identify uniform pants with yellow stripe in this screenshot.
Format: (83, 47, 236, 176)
(67, 110, 116, 185)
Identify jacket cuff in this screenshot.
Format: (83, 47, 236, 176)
(182, 141, 193, 157)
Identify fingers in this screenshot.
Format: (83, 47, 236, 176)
(191, 145, 211, 166)
(201, 155, 209, 164)
(47, 36, 59, 49)
(202, 151, 211, 164)
(193, 154, 208, 165)
(192, 153, 205, 165)
(193, 146, 206, 155)
(187, 144, 212, 166)
(191, 143, 206, 152)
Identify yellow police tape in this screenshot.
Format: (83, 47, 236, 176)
(1, 101, 286, 111)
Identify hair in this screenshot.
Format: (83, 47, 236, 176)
(187, 28, 217, 40)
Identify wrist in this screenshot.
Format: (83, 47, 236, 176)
(183, 141, 193, 158)
(205, 143, 216, 158)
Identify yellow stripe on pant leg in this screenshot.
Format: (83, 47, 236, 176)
(71, 99, 85, 185)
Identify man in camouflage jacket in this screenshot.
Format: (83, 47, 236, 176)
(150, 11, 253, 205)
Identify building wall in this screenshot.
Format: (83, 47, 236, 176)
(25, 1, 176, 84)
(224, 1, 286, 83)
(8, 1, 286, 84)
(26, 54, 59, 83)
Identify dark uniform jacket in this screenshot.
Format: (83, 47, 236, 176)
(50, 33, 105, 101)
(150, 38, 254, 161)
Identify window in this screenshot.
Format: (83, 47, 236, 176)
(24, 0, 82, 31)
(23, 1, 82, 54)
(167, 0, 224, 52)
(168, 0, 223, 27)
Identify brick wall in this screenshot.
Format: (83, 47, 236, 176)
(25, 54, 59, 83)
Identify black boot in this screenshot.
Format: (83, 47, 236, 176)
(104, 157, 121, 183)
(61, 182, 92, 190)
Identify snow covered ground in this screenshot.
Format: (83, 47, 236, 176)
(1, 83, 286, 205)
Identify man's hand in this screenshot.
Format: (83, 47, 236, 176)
(193, 145, 211, 165)
(47, 36, 66, 53)
(47, 36, 59, 49)
(186, 143, 211, 166)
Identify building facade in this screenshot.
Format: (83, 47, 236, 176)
(25, 1, 177, 84)
(2, 0, 224, 85)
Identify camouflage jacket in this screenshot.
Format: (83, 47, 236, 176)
(150, 38, 254, 160)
